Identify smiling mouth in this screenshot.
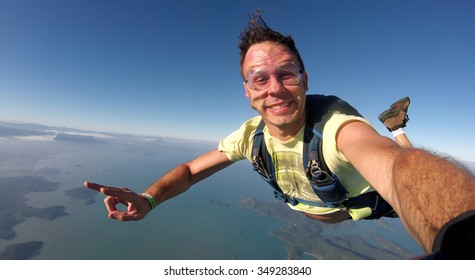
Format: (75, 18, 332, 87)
(269, 101, 291, 111)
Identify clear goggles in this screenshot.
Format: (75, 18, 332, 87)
(244, 62, 302, 91)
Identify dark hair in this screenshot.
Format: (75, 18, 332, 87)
(238, 11, 305, 77)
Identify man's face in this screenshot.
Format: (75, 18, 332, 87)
(242, 42, 308, 137)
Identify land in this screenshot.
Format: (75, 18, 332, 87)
(207, 199, 230, 208)
(0, 241, 44, 260)
(64, 187, 98, 205)
(240, 197, 416, 260)
(0, 176, 68, 240)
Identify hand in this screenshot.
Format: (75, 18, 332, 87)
(84, 181, 152, 221)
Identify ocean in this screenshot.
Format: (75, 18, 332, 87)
(0, 122, 424, 260)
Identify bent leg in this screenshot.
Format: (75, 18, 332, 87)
(378, 97, 410, 132)
(395, 133, 413, 148)
(379, 97, 413, 148)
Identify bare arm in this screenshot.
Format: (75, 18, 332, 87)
(85, 149, 233, 221)
(391, 149, 475, 252)
(337, 121, 475, 252)
(142, 149, 233, 205)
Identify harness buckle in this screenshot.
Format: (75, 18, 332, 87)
(252, 155, 260, 171)
(309, 160, 323, 178)
(252, 155, 271, 181)
(308, 160, 333, 184)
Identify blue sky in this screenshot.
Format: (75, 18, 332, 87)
(1, 0, 474, 161)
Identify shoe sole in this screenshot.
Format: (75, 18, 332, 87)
(378, 96, 410, 122)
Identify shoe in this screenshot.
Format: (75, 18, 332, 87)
(378, 97, 410, 132)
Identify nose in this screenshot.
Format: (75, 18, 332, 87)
(267, 75, 285, 96)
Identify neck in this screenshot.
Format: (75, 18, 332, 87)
(265, 119, 306, 141)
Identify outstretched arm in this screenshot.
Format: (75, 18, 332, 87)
(85, 149, 233, 221)
(390, 149, 475, 252)
(337, 121, 475, 252)
(141, 149, 233, 206)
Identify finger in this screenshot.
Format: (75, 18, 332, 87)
(84, 182, 134, 199)
(109, 210, 141, 222)
(104, 196, 119, 213)
(104, 195, 132, 212)
(84, 181, 108, 192)
(100, 187, 137, 200)
(108, 212, 118, 220)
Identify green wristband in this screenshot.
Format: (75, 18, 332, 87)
(139, 193, 158, 209)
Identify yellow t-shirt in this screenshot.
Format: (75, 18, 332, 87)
(218, 112, 376, 216)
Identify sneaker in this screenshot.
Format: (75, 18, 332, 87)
(378, 97, 410, 132)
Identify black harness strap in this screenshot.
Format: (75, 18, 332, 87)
(303, 117, 349, 206)
(252, 120, 299, 206)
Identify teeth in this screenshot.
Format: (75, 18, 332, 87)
(270, 102, 289, 110)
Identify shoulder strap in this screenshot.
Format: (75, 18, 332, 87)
(251, 120, 271, 181)
(303, 95, 363, 205)
(251, 120, 299, 205)
(303, 123, 349, 206)
(303, 94, 362, 178)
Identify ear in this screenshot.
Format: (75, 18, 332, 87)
(302, 71, 309, 91)
(244, 82, 251, 98)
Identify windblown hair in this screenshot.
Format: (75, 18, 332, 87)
(238, 11, 305, 77)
